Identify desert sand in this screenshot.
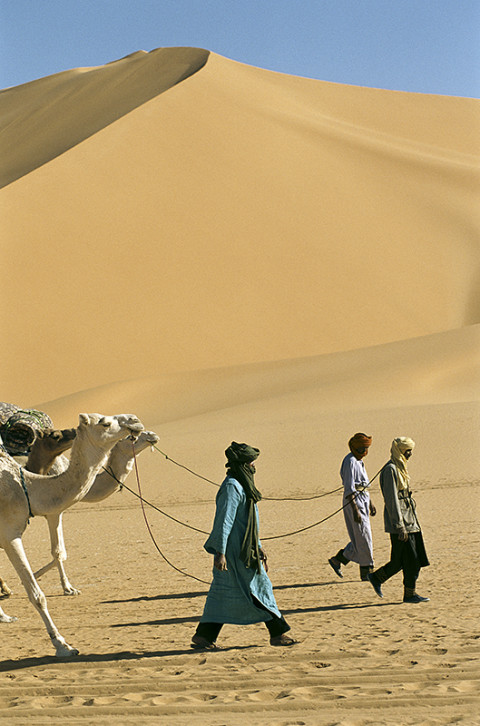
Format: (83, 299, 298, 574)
(0, 47, 479, 725)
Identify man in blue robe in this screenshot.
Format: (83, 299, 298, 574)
(328, 433, 376, 581)
(191, 442, 297, 649)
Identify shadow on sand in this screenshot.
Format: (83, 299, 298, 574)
(102, 580, 344, 605)
(0, 643, 258, 672)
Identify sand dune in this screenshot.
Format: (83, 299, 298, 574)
(0, 47, 210, 187)
(1, 47, 479, 724)
(1, 49, 479, 403)
(38, 324, 480, 427)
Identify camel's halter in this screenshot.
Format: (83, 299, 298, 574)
(123, 442, 382, 586)
(19, 467, 34, 524)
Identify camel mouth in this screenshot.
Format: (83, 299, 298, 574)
(126, 423, 144, 435)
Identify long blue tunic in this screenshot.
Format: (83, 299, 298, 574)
(200, 476, 282, 624)
(340, 453, 374, 566)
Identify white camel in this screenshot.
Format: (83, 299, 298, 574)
(34, 429, 159, 595)
(0, 412, 143, 657)
(0, 427, 77, 598)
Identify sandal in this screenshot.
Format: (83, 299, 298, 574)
(270, 634, 298, 647)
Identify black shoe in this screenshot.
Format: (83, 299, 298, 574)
(367, 572, 384, 598)
(328, 558, 343, 578)
(403, 594, 430, 603)
(190, 635, 218, 650)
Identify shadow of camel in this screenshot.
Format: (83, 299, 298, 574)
(0, 643, 258, 673)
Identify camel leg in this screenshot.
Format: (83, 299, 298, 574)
(4, 537, 79, 657)
(0, 576, 13, 598)
(35, 513, 81, 596)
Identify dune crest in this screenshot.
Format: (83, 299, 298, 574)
(0, 46, 210, 187)
(36, 325, 480, 429)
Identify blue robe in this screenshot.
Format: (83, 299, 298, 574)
(340, 453, 374, 566)
(200, 476, 282, 624)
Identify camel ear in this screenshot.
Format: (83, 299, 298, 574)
(78, 413, 90, 426)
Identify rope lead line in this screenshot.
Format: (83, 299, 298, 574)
(122, 450, 381, 544)
(153, 444, 348, 501)
(132, 443, 210, 585)
(128, 444, 374, 584)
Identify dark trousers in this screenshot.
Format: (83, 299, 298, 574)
(374, 533, 423, 590)
(195, 597, 290, 643)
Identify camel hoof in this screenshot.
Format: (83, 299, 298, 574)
(0, 614, 18, 623)
(55, 644, 79, 657)
(0, 591, 12, 600)
(64, 587, 81, 596)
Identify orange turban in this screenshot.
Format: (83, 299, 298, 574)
(348, 433, 373, 454)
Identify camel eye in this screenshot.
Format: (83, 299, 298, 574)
(99, 419, 111, 428)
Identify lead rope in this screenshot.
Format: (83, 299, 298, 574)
(152, 444, 344, 501)
(127, 444, 377, 584)
(131, 442, 210, 585)
(114, 451, 383, 541)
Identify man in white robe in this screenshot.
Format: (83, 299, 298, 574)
(328, 433, 376, 581)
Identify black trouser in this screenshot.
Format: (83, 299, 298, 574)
(195, 597, 290, 643)
(374, 533, 421, 590)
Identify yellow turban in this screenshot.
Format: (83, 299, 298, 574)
(390, 437, 415, 491)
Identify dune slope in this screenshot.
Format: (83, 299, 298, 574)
(1, 49, 479, 403)
(0, 47, 210, 187)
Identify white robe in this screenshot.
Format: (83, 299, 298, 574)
(340, 453, 374, 566)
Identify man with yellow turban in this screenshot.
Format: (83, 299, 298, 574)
(328, 433, 376, 581)
(367, 437, 430, 603)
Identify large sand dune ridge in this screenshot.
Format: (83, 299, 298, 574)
(1, 48, 479, 403)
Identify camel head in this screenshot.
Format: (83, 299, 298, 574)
(114, 429, 159, 457)
(34, 427, 77, 456)
(77, 413, 144, 450)
(135, 430, 159, 450)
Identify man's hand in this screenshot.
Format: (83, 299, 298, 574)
(369, 502, 376, 516)
(260, 548, 268, 573)
(398, 528, 408, 542)
(348, 495, 362, 523)
(214, 553, 228, 571)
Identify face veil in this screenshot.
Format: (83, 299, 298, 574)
(225, 442, 263, 573)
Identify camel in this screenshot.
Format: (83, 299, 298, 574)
(0, 412, 143, 657)
(23, 426, 77, 475)
(34, 429, 159, 595)
(0, 427, 78, 598)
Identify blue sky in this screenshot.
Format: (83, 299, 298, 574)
(1, 0, 479, 97)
